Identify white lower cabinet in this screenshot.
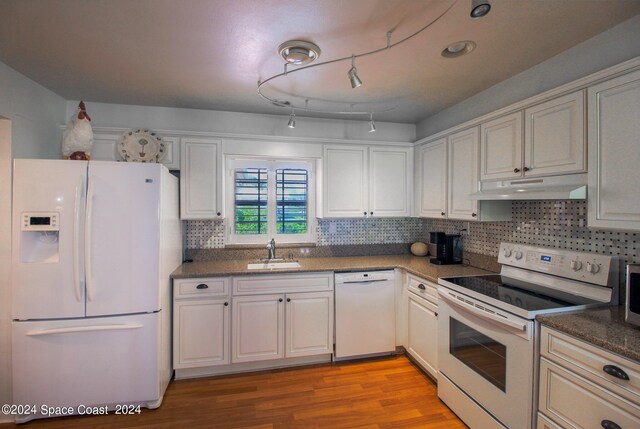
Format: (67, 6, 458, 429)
(174, 299, 230, 368)
(232, 294, 285, 363)
(405, 275, 438, 379)
(538, 326, 640, 428)
(174, 272, 334, 378)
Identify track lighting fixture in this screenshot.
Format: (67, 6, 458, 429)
(368, 114, 376, 133)
(259, 0, 462, 132)
(470, 0, 491, 19)
(287, 110, 296, 128)
(348, 55, 363, 89)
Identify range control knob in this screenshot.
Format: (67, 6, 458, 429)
(514, 250, 524, 260)
(586, 262, 601, 274)
(570, 260, 583, 271)
(503, 249, 513, 258)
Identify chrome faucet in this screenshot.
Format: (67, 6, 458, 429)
(266, 238, 276, 260)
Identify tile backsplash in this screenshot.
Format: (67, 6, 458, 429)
(185, 200, 639, 266)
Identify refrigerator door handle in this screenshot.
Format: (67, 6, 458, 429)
(26, 324, 144, 336)
(73, 174, 84, 303)
(85, 177, 95, 301)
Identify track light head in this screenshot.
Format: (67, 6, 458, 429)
(470, 0, 491, 19)
(348, 55, 362, 88)
(287, 111, 296, 128)
(368, 114, 376, 133)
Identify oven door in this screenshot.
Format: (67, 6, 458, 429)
(437, 286, 535, 429)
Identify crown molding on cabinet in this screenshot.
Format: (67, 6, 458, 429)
(414, 56, 640, 146)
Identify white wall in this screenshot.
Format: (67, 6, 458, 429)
(416, 15, 640, 140)
(0, 61, 67, 159)
(0, 62, 67, 422)
(67, 101, 416, 144)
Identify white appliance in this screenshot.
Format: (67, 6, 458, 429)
(334, 270, 396, 359)
(11, 159, 181, 423)
(437, 243, 618, 429)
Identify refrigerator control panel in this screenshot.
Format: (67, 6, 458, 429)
(21, 212, 60, 231)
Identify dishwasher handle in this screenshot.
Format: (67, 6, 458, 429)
(339, 278, 389, 284)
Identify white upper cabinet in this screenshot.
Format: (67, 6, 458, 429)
(91, 132, 180, 170)
(416, 139, 447, 218)
(448, 127, 479, 220)
(369, 147, 412, 217)
(180, 138, 223, 219)
(480, 90, 585, 181)
(480, 112, 523, 181)
(524, 91, 585, 177)
(323, 145, 412, 218)
(588, 70, 640, 230)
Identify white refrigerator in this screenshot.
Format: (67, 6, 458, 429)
(11, 159, 181, 423)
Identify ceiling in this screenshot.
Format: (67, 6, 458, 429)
(1, 0, 639, 124)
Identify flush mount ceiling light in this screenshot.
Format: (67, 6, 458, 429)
(441, 41, 476, 58)
(258, 0, 472, 130)
(470, 0, 491, 19)
(278, 40, 321, 65)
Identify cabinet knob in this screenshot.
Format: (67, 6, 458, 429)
(601, 420, 622, 429)
(278, 298, 283, 302)
(418, 284, 426, 290)
(224, 302, 229, 306)
(441, 212, 445, 216)
(216, 212, 221, 216)
(364, 212, 367, 216)
(370, 211, 373, 215)
(196, 284, 208, 289)
(513, 168, 520, 173)
(523, 166, 530, 172)
(286, 298, 291, 302)
(471, 213, 477, 217)
(602, 364, 629, 380)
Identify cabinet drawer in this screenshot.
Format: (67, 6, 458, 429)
(541, 326, 640, 404)
(407, 274, 438, 305)
(232, 272, 333, 295)
(539, 358, 640, 429)
(174, 277, 230, 299)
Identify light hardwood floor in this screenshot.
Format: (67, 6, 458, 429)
(0, 355, 467, 428)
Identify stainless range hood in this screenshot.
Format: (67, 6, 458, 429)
(469, 173, 587, 201)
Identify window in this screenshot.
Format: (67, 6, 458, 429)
(227, 158, 315, 245)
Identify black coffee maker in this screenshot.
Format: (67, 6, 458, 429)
(429, 232, 462, 265)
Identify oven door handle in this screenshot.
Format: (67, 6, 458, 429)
(438, 290, 528, 333)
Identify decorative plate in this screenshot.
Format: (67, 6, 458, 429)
(118, 129, 167, 163)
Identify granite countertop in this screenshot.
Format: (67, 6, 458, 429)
(171, 254, 494, 283)
(537, 306, 640, 363)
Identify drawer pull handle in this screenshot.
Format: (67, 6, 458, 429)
(196, 284, 209, 290)
(603, 365, 629, 380)
(601, 420, 621, 429)
(418, 284, 426, 290)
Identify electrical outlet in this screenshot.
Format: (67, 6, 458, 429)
(461, 222, 470, 235)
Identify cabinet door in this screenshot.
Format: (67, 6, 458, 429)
(588, 70, 640, 230)
(173, 298, 230, 369)
(369, 147, 412, 217)
(524, 91, 585, 177)
(180, 138, 222, 219)
(480, 112, 523, 180)
(448, 127, 479, 220)
(323, 145, 368, 217)
(285, 292, 334, 358)
(231, 294, 284, 363)
(92, 133, 180, 170)
(407, 293, 438, 379)
(416, 139, 447, 218)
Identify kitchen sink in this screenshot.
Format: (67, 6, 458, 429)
(247, 261, 301, 270)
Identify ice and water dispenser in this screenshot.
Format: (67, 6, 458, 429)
(20, 212, 61, 263)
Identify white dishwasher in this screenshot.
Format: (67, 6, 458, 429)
(334, 270, 396, 359)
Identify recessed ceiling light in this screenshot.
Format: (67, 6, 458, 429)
(278, 40, 321, 65)
(441, 41, 476, 58)
(470, 0, 492, 19)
